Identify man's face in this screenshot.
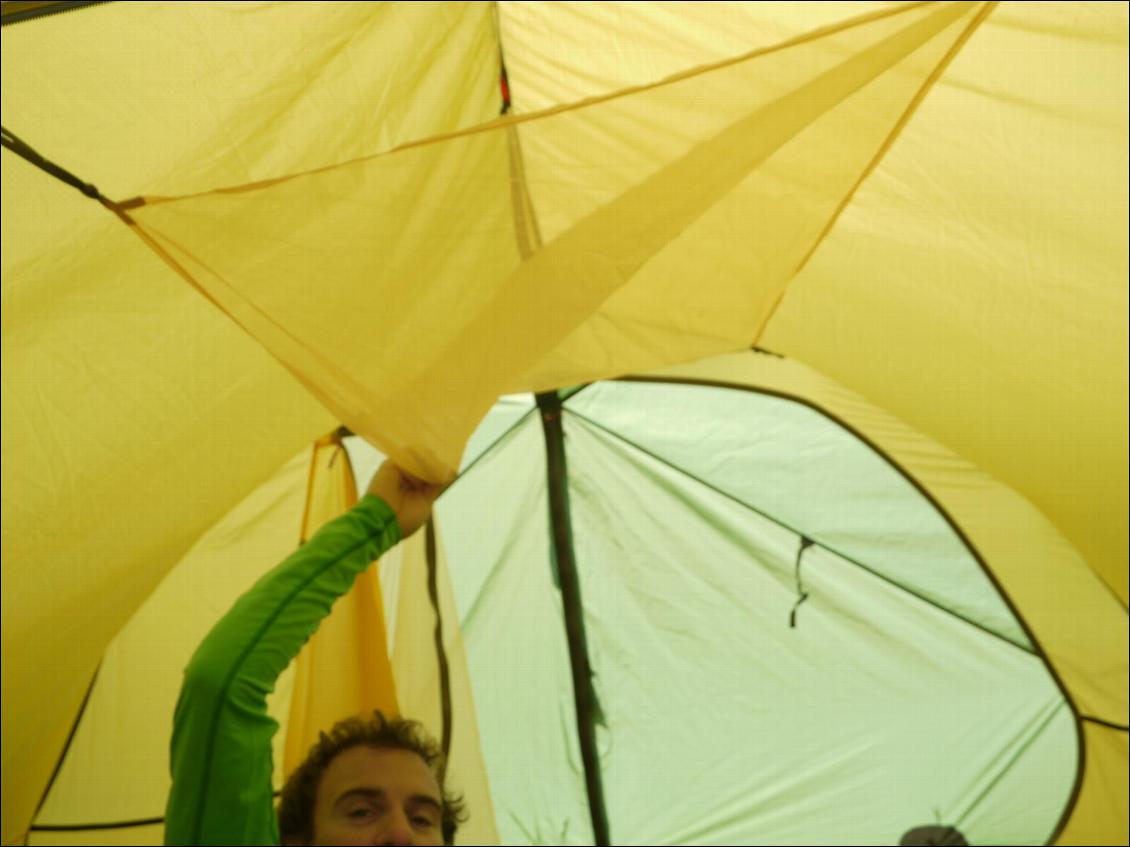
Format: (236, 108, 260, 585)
(310, 746, 445, 846)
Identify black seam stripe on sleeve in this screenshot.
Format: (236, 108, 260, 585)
(189, 517, 394, 843)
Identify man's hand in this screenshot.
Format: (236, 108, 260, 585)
(366, 461, 446, 538)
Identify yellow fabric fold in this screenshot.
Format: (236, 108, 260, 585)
(123, 1, 987, 481)
(282, 435, 399, 776)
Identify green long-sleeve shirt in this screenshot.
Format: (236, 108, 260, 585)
(165, 495, 401, 845)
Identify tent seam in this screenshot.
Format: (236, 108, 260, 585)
(24, 661, 102, 840)
(565, 404, 1037, 657)
(125, 1, 938, 208)
(619, 371, 1088, 846)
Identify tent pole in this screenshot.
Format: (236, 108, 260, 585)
(0, 1, 108, 28)
(535, 390, 611, 847)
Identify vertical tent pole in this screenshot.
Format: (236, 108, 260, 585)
(535, 390, 611, 847)
(424, 519, 454, 780)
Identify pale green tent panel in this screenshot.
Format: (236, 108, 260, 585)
(2, 2, 1127, 845)
(566, 382, 1031, 649)
(434, 382, 1077, 845)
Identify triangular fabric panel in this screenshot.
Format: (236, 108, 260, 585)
(122, 2, 989, 480)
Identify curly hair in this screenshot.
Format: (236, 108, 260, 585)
(277, 711, 467, 845)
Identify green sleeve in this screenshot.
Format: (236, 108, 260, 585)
(164, 495, 401, 846)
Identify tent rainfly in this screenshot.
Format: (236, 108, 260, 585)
(1, 2, 1127, 845)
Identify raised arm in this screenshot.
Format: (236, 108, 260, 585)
(165, 461, 444, 845)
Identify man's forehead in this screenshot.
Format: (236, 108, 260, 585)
(320, 746, 441, 804)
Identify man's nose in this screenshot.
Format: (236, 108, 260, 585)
(374, 809, 414, 846)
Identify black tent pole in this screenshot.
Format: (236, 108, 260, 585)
(535, 390, 611, 847)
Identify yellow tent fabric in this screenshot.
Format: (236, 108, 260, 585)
(2, 4, 499, 841)
(24, 451, 313, 844)
(121, 1, 989, 478)
(281, 433, 400, 776)
(499, 0, 1128, 603)
(1059, 722, 1130, 846)
(282, 431, 500, 843)
(2, 1, 1126, 844)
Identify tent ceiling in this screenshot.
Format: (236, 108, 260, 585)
(3, 2, 1126, 844)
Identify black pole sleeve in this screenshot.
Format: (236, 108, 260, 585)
(535, 391, 611, 846)
(1, 126, 104, 200)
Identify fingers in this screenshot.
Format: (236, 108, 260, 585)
(402, 464, 452, 490)
(370, 460, 449, 501)
(399, 470, 428, 490)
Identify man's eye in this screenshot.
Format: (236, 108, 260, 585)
(347, 807, 373, 819)
(412, 815, 438, 828)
